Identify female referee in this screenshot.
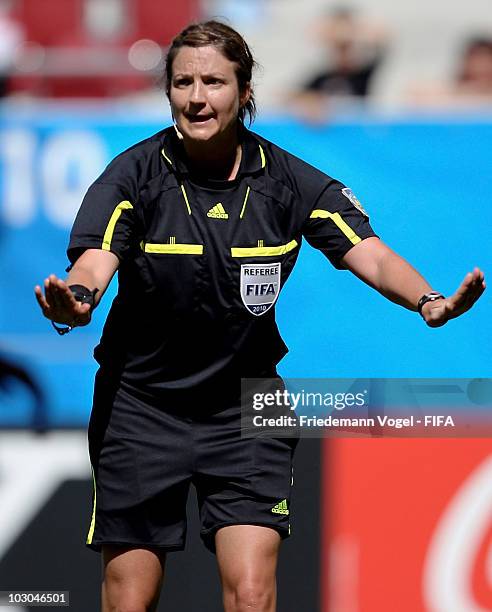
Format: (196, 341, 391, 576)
(35, 20, 485, 612)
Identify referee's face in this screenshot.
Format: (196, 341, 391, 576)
(169, 45, 249, 146)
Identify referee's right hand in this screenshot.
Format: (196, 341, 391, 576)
(34, 275, 92, 327)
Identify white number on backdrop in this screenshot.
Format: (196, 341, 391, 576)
(0, 129, 36, 226)
(0, 128, 106, 228)
(41, 131, 106, 228)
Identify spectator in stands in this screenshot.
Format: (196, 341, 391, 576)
(455, 37, 492, 99)
(290, 6, 388, 121)
(407, 35, 492, 107)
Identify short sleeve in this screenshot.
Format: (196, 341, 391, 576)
(302, 180, 378, 269)
(67, 181, 136, 265)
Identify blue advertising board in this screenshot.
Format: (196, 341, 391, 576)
(0, 107, 490, 427)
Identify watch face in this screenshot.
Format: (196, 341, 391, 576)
(68, 285, 96, 306)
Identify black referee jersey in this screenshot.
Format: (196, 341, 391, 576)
(68, 125, 377, 399)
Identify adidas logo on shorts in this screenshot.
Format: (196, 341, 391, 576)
(207, 203, 228, 219)
(271, 499, 289, 515)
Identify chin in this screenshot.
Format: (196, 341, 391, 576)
(183, 125, 219, 143)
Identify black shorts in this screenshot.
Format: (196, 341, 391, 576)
(86, 374, 298, 554)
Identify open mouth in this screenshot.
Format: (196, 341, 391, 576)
(187, 115, 214, 123)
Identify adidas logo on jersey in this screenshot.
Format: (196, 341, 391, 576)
(271, 499, 289, 515)
(207, 203, 228, 219)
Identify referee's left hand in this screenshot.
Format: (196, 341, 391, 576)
(422, 267, 486, 327)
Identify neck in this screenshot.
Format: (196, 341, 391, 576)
(182, 127, 242, 181)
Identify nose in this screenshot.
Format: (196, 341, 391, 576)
(189, 80, 206, 105)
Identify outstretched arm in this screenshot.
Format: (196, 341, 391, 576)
(341, 237, 485, 327)
(34, 249, 119, 329)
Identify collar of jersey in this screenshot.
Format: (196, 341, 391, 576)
(160, 124, 266, 178)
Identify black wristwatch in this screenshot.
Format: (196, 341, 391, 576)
(417, 292, 445, 318)
(51, 285, 99, 336)
(68, 284, 99, 307)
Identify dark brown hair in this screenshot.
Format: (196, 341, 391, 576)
(165, 20, 257, 124)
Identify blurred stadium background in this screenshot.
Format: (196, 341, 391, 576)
(0, 1, 491, 610)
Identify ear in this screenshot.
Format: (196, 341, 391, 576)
(240, 82, 252, 108)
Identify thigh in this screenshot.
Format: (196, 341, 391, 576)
(102, 546, 165, 612)
(215, 525, 281, 584)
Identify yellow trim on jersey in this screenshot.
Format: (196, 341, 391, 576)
(259, 145, 266, 168)
(309, 209, 362, 245)
(86, 468, 97, 545)
(180, 183, 192, 215)
(102, 200, 133, 251)
(161, 148, 173, 166)
(240, 185, 251, 219)
(142, 243, 204, 255)
(231, 239, 298, 258)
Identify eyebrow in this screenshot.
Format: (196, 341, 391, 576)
(173, 72, 228, 79)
